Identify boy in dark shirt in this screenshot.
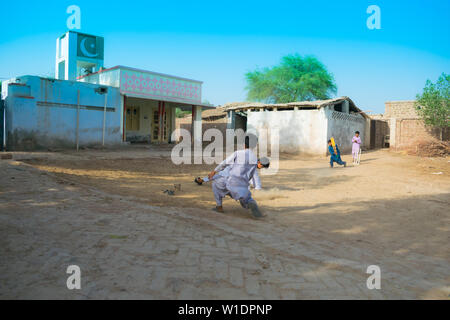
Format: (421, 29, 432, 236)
(328, 140, 347, 168)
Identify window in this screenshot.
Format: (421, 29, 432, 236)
(58, 61, 65, 79)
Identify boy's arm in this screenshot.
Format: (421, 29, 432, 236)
(328, 145, 336, 156)
(214, 152, 236, 172)
(252, 170, 262, 190)
(210, 152, 236, 178)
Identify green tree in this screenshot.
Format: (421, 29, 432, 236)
(175, 107, 191, 118)
(245, 54, 337, 103)
(416, 73, 450, 141)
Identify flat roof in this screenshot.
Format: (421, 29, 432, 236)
(223, 96, 369, 119)
(77, 65, 203, 84)
(125, 92, 215, 109)
(59, 30, 104, 40)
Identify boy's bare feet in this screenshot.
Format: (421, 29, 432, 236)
(214, 206, 224, 213)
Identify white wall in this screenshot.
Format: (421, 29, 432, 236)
(246, 105, 367, 155)
(2, 75, 122, 150)
(79, 68, 121, 87)
(247, 108, 328, 155)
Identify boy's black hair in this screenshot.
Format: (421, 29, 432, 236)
(355, 131, 360, 134)
(258, 157, 270, 168)
(328, 139, 332, 143)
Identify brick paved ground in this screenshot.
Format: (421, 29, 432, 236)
(0, 151, 449, 299)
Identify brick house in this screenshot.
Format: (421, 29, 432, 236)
(376, 100, 449, 150)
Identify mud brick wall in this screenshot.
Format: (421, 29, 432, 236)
(370, 114, 386, 120)
(385, 100, 449, 149)
(385, 100, 420, 118)
(394, 119, 449, 148)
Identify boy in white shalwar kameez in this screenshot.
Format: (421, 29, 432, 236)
(195, 140, 269, 218)
(195, 167, 262, 190)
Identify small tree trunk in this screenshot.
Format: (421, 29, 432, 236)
(440, 128, 443, 141)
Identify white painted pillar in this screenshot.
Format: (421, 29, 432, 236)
(193, 106, 202, 144)
(170, 105, 176, 143)
(227, 110, 236, 130)
(390, 118, 396, 149)
(192, 106, 203, 164)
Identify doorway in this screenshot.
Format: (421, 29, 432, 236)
(126, 106, 140, 132)
(151, 101, 170, 143)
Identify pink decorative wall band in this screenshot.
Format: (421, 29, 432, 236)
(120, 69, 201, 104)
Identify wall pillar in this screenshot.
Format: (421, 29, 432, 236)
(227, 110, 236, 130)
(170, 105, 176, 143)
(192, 105, 202, 144)
(365, 117, 371, 148)
(342, 100, 350, 114)
(390, 118, 396, 149)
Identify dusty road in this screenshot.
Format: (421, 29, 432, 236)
(0, 146, 449, 299)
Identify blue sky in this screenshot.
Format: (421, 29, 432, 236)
(0, 0, 449, 114)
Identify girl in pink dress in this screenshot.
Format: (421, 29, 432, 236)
(352, 131, 361, 164)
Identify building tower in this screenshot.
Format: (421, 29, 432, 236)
(55, 31, 104, 81)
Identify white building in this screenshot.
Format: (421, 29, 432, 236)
(224, 97, 370, 155)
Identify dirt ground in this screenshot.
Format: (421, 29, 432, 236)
(1, 145, 449, 299)
(20, 147, 450, 260)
